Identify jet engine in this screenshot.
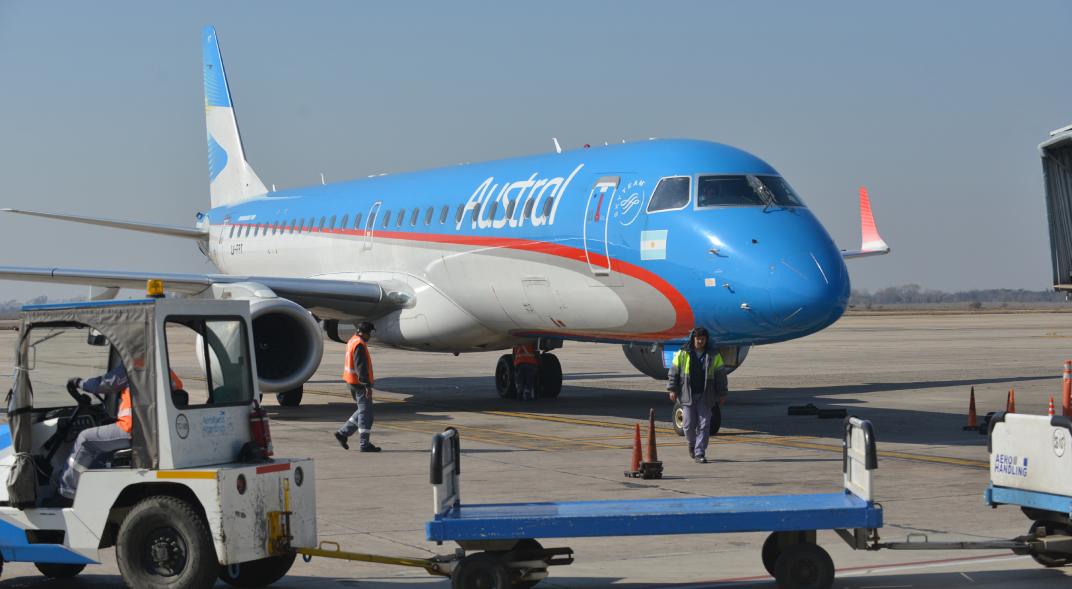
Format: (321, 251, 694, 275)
(246, 297, 324, 393)
(622, 343, 750, 380)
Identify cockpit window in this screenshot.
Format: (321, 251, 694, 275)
(696, 175, 805, 208)
(646, 177, 691, 212)
(757, 175, 805, 206)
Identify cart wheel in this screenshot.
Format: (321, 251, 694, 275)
(1029, 520, 1072, 568)
(496, 355, 517, 399)
(116, 495, 219, 589)
(509, 539, 546, 589)
(34, 563, 85, 579)
(672, 401, 685, 436)
(773, 543, 834, 589)
(452, 552, 511, 589)
(219, 551, 297, 586)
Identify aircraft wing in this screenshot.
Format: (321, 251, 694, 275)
(841, 186, 890, 259)
(1, 208, 208, 240)
(0, 266, 405, 319)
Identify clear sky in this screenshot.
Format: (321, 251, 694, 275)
(1, 1, 1069, 300)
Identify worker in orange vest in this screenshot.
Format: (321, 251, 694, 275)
(512, 342, 539, 401)
(335, 322, 381, 452)
(59, 365, 183, 499)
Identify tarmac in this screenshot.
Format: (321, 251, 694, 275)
(2, 311, 1072, 587)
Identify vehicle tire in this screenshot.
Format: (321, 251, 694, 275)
(1028, 520, 1072, 567)
(537, 354, 562, 399)
(219, 551, 297, 587)
(34, 563, 85, 578)
(116, 495, 219, 589)
(496, 355, 517, 399)
(508, 539, 545, 589)
(709, 403, 722, 436)
(452, 551, 511, 589)
(773, 542, 834, 589)
(672, 401, 685, 437)
(761, 531, 807, 577)
(276, 386, 303, 407)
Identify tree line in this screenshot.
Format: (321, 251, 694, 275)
(850, 284, 1065, 307)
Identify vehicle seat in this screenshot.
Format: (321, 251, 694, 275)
(97, 448, 133, 469)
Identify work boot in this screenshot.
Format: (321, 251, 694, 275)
(359, 442, 382, 453)
(694, 455, 708, 464)
(334, 431, 349, 450)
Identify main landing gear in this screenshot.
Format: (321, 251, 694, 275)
(495, 353, 562, 400)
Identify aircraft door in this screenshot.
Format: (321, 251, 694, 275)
(583, 176, 620, 276)
(363, 202, 381, 251)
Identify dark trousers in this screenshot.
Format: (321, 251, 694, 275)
(338, 384, 374, 444)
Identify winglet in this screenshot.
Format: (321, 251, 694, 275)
(842, 186, 890, 259)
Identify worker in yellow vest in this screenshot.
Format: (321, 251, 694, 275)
(512, 343, 539, 401)
(667, 327, 724, 463)
(335, 322, 380, 452)
(59, 366, 183, 499)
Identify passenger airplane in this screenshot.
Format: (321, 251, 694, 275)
(0, 28, 887, 431)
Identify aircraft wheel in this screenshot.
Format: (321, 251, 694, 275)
(276, 387, 303, 407)
(452, 552, 510, 589)
(495, 355, 517, 399)
(773, 542, 834, 589)
(672, 401, 685, 436)
(219, 551, 297, 587)
(709, 403, 722, 436)
(34, 563, 85, 578)
(1029, 520, 1072, 567)
(536, 354, 562, 399)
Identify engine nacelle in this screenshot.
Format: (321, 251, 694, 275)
(247, 297, 324, 393)
(622, 343, 750, 380)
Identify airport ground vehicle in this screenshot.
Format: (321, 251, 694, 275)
(422, 417, 882, 589)
(0, 296, 316, 588)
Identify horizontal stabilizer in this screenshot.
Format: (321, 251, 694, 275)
(841, 186, 890, 259)
(1, 209, 207, 240)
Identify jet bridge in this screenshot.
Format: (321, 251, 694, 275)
(1041, 124, 1072, 291)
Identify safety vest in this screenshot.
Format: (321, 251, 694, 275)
(117, 370, 183, 434)
(343, 335, 374, 386)
(672, 348, 724, 381)
(512, 344, 538, 366)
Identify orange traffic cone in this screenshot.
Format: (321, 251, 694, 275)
(625, 423, 642, 477)
(639, 408, 664, 479)
(1049, 396, 1056, 417)
(1007, 387, 1016, 413)
(1063, 360, 1071, 417)
(963, 387, 978, 431)
(645, 408, 659, 463)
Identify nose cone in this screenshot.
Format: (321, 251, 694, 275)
(766, 246, 849, 335)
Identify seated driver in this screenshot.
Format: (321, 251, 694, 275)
(58, 365, 183, 499)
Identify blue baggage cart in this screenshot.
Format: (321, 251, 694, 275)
(426, 417, 883, 589)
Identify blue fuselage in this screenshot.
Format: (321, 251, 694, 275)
(204, 139, 849, 349)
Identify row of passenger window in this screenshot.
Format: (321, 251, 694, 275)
(226, 195, 559, 239)
(646, 175, 805, 213)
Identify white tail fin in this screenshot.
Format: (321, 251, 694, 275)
(203, 26, 267, 207)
